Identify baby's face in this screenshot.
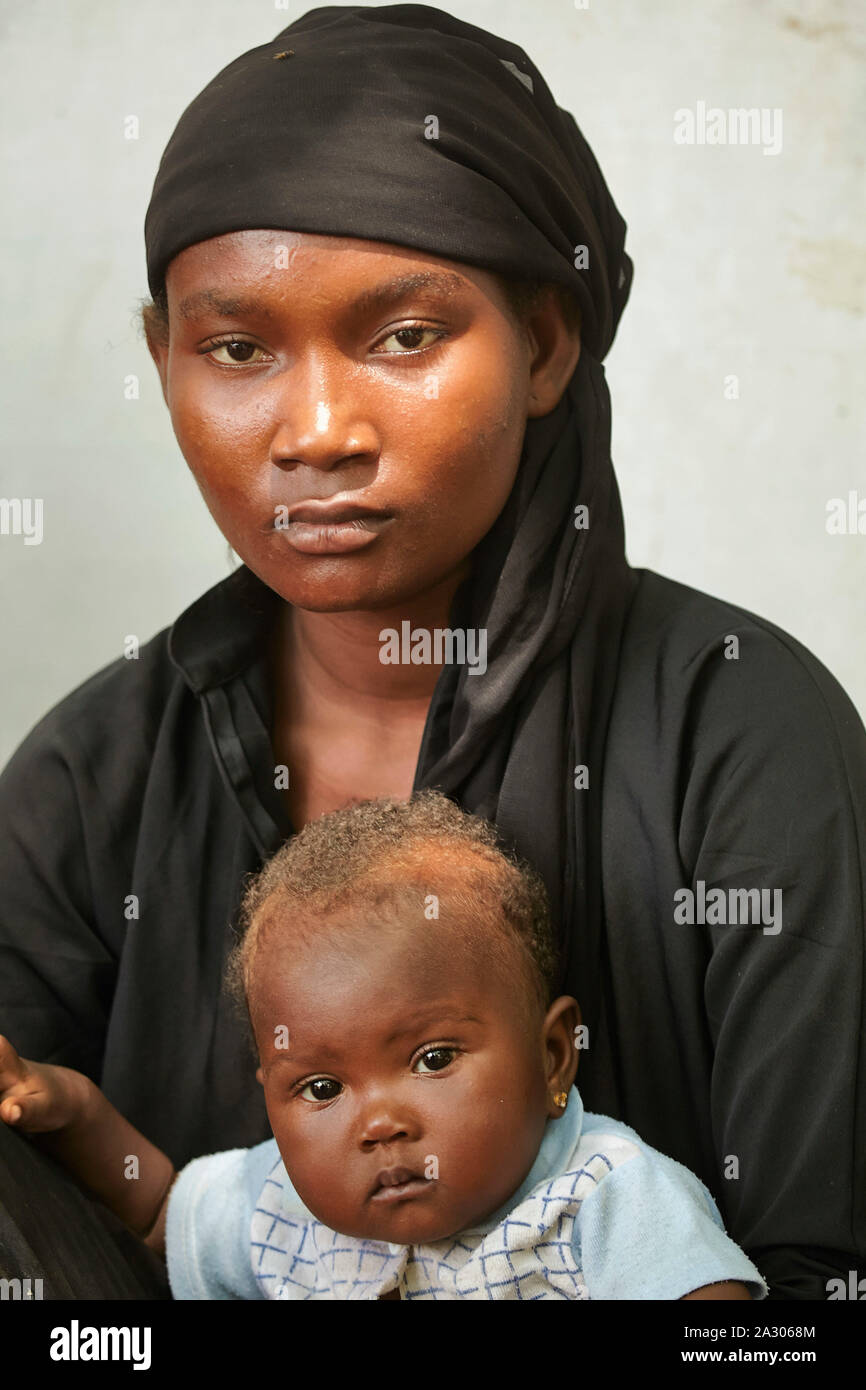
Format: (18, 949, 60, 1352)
(250, 897, 566, 1245)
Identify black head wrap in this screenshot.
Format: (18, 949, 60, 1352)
(146, 5, 638, 1057)
(145, 4, 632, 357)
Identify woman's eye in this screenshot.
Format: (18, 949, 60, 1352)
(205, 340, 267, 365)
(375, 325, 442, 354)
(413, 1047, 456, 1074)
(299, 1077, 342, 1102)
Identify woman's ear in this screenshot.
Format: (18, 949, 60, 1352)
(541, 994, 581, 1118)
(525, 288, 581, 418)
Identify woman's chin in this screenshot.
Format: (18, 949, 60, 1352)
(242, 552, 462, 615)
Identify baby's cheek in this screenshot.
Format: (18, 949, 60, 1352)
(446, 1068, 543, 1190)
(424, 1091, 509, 1180)
(268, 1106, 348, 1199)
(274, 1135, 337, 1215)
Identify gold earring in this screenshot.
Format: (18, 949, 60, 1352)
(553, 1091, 568, 1109)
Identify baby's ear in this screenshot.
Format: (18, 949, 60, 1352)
(542, 995, 581, 1101)
(255, 1066, 265, 1087)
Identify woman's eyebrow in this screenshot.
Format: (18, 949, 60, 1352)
(351, 270, 467, 315)
(178, 289, 274, 321)
(177, 270, 467, 322)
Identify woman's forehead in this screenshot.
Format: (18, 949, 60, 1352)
(164, 230, 502, 312)
(161, 233, 508, 333)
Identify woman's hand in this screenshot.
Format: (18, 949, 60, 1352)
(0, 1033, 95, 1134)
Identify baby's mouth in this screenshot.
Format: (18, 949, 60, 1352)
(369, 1165, 434, 1205)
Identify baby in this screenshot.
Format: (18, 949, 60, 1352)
(0, 791, 767, 1300)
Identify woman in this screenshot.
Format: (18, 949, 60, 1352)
(0, 5, 863, 1301)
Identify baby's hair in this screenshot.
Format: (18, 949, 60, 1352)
(223, 789, 561, 1050)
(138, 276, 580, 348)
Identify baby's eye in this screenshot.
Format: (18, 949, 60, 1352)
(413, 1047, 457, 1074)
(299, 1077, 342, 1102)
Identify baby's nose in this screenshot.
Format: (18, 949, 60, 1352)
(358, 1100, 417, 1148)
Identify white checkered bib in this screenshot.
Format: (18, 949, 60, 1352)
(249, 1131, 640, 1300)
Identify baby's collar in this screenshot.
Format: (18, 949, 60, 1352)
(462, 1084, 585, 1237)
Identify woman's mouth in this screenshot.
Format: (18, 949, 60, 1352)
(276, 506, 394, 555)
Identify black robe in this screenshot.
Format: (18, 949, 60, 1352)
(0, 560, 863, 1301)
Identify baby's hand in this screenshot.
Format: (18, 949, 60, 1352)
(0, 1034, 93, 1134)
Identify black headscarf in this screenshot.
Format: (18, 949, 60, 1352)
(145, 4, 638, 1035)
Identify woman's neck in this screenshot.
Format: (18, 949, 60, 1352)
(274, 561, 471, 709)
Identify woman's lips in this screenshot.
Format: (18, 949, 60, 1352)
(277, 513, 394, 555)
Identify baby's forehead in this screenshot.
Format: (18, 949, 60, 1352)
(248, 908, 535, 1062)
(247, 871, 522, 1010)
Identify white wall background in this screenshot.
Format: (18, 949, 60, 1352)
(1, 0, 864, 767)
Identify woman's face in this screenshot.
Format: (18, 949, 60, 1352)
(149, 230, 554, 611)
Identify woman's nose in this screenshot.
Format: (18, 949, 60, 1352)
(267, 353, 381, 473)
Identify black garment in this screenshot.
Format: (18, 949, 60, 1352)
(0, 1123, 169, 1299)
(0, 562, 863, 1301)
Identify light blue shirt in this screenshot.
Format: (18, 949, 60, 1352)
(165, 1086, 768, 1300)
